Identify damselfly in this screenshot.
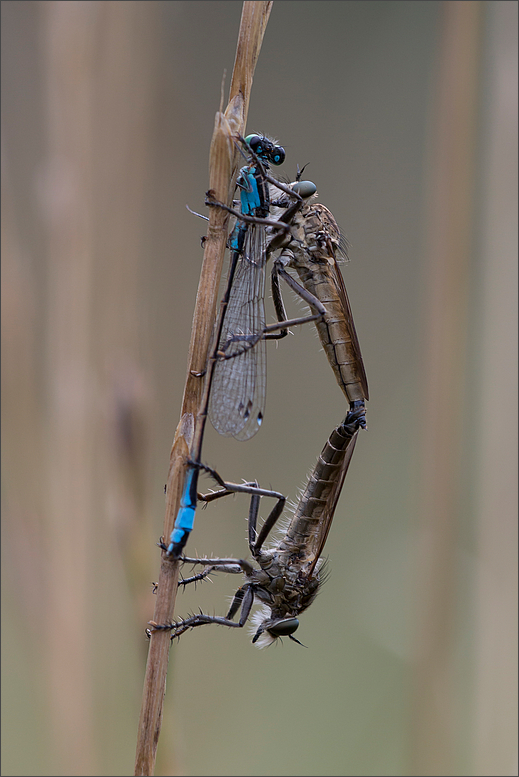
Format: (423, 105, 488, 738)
(167, 134, 293, 557)
(151, 405, 365, 645)
(207, 135, 324, 441)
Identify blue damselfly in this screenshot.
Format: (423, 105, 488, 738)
(152, 405, 365, 645)
(167, 135, 293, 557)
(207, 135, 324, 441)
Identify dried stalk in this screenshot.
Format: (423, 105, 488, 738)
(134, 3, 273, 774)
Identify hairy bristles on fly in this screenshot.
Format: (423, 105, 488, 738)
(250, 606, 277, 648)
(338, 234, 350, 262)
(264, 497, 297, 546)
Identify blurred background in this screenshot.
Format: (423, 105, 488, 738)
(2, 1, 517, 775)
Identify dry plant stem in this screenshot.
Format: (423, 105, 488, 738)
(134, 3, 273, 775)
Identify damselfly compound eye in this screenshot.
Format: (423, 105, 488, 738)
(245, 134, 263, 156)
(271, 145, 285, 165)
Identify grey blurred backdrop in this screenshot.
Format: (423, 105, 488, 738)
(2, 2, 517, 775)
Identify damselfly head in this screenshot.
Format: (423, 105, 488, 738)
(245, 133, 286, 166)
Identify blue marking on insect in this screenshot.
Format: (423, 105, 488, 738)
(228, 167, 263, 253)
(239, 170, 262, 215)
(167, 467, 199, 556)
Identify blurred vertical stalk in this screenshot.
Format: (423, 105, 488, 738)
(40, 2, 98, 772)
(473, 2, 518, 774)
(39, 2, 159, 772)
(411, 2, 482, 774)
(135, 3, 273, 775)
